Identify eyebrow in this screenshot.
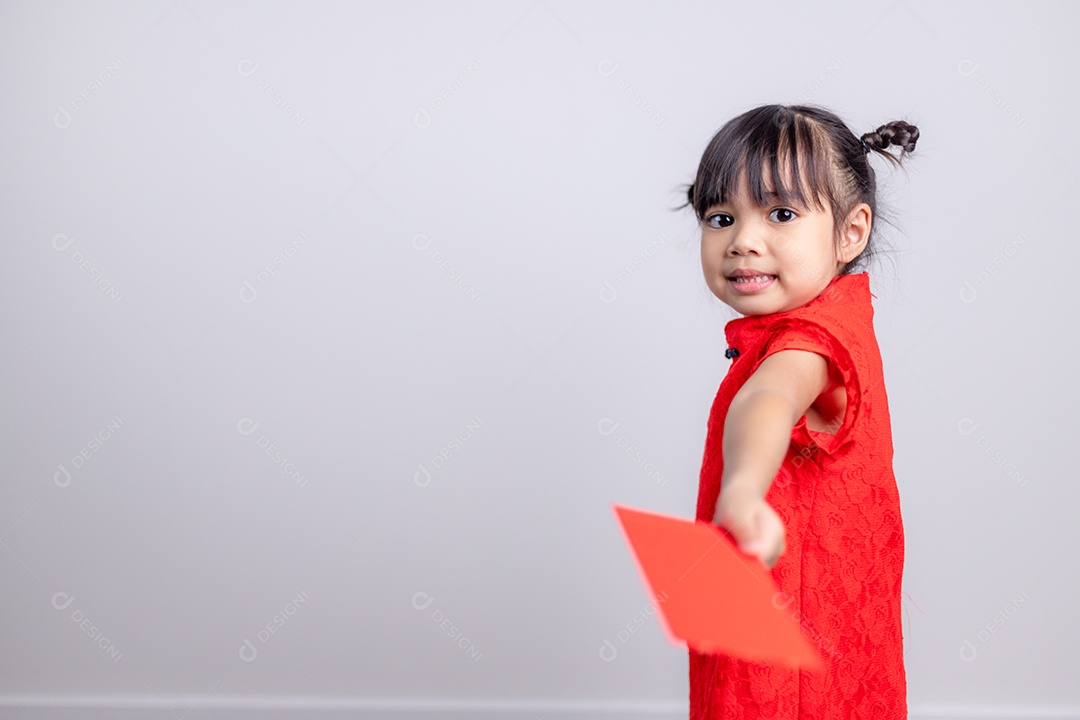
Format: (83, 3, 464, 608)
(710, 190, 785, 210)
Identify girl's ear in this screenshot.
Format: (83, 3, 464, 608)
(838, 203, 872, 262)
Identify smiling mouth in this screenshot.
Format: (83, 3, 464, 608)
(728, 274, 777, 283)
(726, 274, 777, 294)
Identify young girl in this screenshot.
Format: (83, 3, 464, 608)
(680, 104, 919, 719)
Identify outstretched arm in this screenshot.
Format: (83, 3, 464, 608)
(712, 348, 830, 568)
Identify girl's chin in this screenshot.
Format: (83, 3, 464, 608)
(724, 294, 785, 316)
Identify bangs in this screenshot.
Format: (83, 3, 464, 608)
(693, 107, 836, 218)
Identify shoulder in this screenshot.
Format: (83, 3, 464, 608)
(738, 345, 831, 419)
(759, 319, 866, 456)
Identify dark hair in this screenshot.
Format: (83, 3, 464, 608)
(675, 104, 919, 276)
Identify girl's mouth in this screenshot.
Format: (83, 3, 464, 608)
(728, 274, 776, 294)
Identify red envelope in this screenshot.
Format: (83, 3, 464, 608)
(612, 503, 823, 671)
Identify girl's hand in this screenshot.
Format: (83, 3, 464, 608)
(712, 486, 787, 569)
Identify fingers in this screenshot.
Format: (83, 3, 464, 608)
(762, 517, 786, 568)
(715, 489, 760, 549)
(763, 541, 784, 569)
(737, 512, 764, 555)
(755, 511, 786, 569)
(716, 493, 786, 569)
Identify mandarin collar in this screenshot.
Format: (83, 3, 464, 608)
(722, 272, 872, 359)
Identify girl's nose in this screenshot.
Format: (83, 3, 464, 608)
(727, 231, 764, 255)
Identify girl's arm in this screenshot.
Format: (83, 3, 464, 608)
(712, 348, 830, 568)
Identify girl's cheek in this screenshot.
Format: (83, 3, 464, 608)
(776, 234, 801, 251)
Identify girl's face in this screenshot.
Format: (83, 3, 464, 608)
(699, 166, 870, 317)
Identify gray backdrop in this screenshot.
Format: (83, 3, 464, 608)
(2, 1, 1076, 718)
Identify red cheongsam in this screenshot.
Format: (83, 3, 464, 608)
(690, 271, 907, 719)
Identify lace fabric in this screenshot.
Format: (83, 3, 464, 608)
(690, 272, 907, 719)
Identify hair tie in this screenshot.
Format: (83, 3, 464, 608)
(860, 137, 870, 154)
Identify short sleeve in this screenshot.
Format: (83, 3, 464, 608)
(756, 320, 862, 459)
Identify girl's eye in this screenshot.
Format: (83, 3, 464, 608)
(705, 213, 733, 229)
(705, 208, 797, 229)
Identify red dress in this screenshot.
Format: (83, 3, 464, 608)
(690, 271, 907, 719)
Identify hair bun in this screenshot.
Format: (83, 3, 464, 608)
(861, 121, 919, 155)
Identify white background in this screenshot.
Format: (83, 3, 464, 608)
(1, 1, 1077, 717)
